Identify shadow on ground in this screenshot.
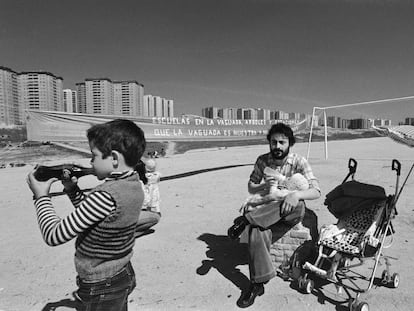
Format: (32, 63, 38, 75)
(288, 275, 388, 311)
(42, 297, 79, 311)
(196, 233, 251, 291)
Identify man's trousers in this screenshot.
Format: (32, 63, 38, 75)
(244, 200, 306, 283)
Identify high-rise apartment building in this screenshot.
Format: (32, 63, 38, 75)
(19, 71, 63, 112)
(77, 78, 145, 116)
(372, 118, 392, 127)
(236, 108, 245, 120)
(143, 94, 173, 118)
(0, 66, 19, 125)
(274, 110, 289, 120)
(349, 118, 369, 129)
(289, 112, 303, 121)
(405, 118, 414, 126)
(256, 108, 270, 120)
(221, 108, 237, 119)
(63, 89, 77, 113)
(113, 80, 144, 116)
(154, 96, 163, 117)
(202, 107, 208, 118)
(327, 116, 341, 128)
(202, 107, 220, 119)
(0, 66, 63, 125)
(202, 106, 314, 124)
(143, 94, 154, 117)
(75, 82, 87, 113)
(163, 99, 173, 118)
(84, 78, 114, 115)
(243, 108, 257, 120)
(341, 119, 350, 128)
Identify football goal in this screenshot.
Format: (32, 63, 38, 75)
(306, 95, 414, 160)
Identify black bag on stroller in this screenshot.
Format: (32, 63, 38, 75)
(324, 180, 387, 219)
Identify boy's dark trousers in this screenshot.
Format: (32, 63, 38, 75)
(75, 262, 136, 311)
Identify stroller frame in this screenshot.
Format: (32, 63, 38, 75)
(298, 158, 403, 311)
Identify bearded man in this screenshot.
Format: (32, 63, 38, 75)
(227, 122, 321, 308)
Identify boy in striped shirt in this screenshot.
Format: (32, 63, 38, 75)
(27, 119, 146, 310)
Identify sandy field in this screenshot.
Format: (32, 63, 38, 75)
(1, 137, 413, 311)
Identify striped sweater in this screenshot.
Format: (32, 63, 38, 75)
(34, 171, 144, 281)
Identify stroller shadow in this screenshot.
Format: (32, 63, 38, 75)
(197, 233, 251, 291)
(285, 275, 352, 311)
(288, 260, 388, 311)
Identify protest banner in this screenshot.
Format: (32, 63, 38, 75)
(26, 110, 308, 142)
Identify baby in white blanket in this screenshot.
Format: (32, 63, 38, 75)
(240, 167, 309, 213)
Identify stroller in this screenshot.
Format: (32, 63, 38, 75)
(297, 158, 409, 311)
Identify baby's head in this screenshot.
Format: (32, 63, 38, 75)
(285, 173, 309, 191)
(145, 159, 157, 173)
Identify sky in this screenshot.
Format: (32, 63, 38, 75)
(1, 0, 414, 124)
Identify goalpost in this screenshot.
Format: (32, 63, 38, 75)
(306, 95, 414, 160)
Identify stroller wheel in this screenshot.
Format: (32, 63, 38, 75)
(343, 257, 351, 267)
(381, 270, 390, 284)
(297, 275, 305, 290)
(356, 302, 369, 311)
(349, 299, 369, 311)
(303, 279, 314, 294)
(391, 273, 400, 288)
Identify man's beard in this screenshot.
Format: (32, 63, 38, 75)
(271, 147, 289, 159)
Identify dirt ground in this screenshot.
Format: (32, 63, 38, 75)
(0, 137, 413, 311)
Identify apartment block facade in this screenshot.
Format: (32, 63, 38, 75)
(63, 89, 77, 113)
(76, 78, 145, 117)
(154, 96, 163, 117)
(202, 107, 219, 119)
(19, 71, 63, 113)
(219, 107, 237, 119)
(0, 66, 19, 125)
(84, 78, 114, 115)
(164, 99, 174, 117)
(273, 110, 289, 120)
(372, 119, 392, 127)
(323, 116, 392, 129)
(0, 66, 63, 125)
(143, 94, 174, 118)
(202, 106, 299, 121)
(113, 81, 144, 116)
(75, 82, 87, 113)
(405, 118, 414, 126)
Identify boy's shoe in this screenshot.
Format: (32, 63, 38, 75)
(227, 216, 248, 240)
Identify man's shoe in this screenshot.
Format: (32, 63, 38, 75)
(227, 216, 248, 240)
(237, 282, 265, 308)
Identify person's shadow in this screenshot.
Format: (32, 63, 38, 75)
(196, 208, 319, 293)
(196, 233, 251, 291)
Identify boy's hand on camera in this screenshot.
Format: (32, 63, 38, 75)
(27, 171, 57, 200)
(61, 174, 79, 193)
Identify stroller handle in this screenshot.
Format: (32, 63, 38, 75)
(392, 159, 401, 176)
(342, 158, 357, 183)
(348, 158, 357, 174)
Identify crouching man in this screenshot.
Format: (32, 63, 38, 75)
(227, 123, 321, 308)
